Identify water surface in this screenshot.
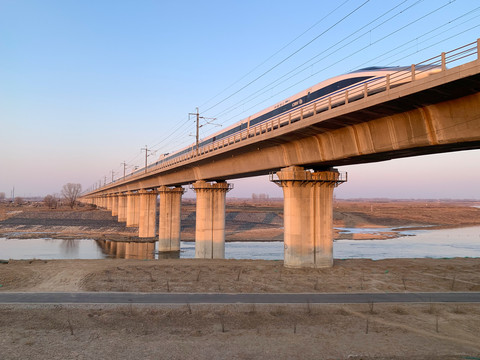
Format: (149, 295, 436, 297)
(1, 226, 479, 261)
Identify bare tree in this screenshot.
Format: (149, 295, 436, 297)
(0, 192, 5, 202)
(44, 195, 58, 209)
(62, 183, 82, 209)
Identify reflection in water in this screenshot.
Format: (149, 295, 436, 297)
(96, 240, 157, 260)
(46, 239, 79, 256)
(61, 240, 79, 256)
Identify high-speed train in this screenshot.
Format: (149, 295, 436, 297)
(136, 65, 441, 175)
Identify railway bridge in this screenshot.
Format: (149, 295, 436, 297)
(81, 40, 480, 268)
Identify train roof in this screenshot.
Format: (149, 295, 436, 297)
(350, 65, 441, 73)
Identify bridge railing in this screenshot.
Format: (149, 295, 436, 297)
(92, 39, 479, 192)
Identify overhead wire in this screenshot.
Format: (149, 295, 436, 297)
(201, 0, 371, 115)
(124, 0, 462, 159)
(216, 0, 457, 126)
(198, 0, 353, 110)
(354, 6, 480, 68)
(386, 22, 480, 65)
(152, 0, 423, 150)
(116, 7, 357, 173)
(217, 0, 464, 126)
(124, 0, 372, 158)
(210, 0, 419, 122)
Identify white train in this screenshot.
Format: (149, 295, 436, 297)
(141, 65, 441, 174)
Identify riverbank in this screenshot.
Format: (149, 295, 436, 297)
(1, 258, 480, 293)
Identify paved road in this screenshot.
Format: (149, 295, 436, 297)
(1, 292, 480, 304)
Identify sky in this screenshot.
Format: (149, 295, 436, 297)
(1, 0, 479, 199)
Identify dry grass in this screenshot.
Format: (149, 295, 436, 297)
(1, 258, 480, 294)
(0, 303, 479, 360)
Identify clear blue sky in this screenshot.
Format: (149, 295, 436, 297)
(1, 0, 479, 199)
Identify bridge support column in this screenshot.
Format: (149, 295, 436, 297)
(158, 186, 185, 252)
(138, 189, 157, 238)
(126, 192, 137, 227)
(118, 193, 127, 222)
(111, 193, 119, 217)
(107, 195, 113, 211)
(99, 196, 105, 209)
(192, 181, 232, 259)
(272, 166, 346, 268)
(133, 192, 140, 227)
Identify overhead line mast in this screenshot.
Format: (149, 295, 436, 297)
(141, 146, 151, 173)
(189, 107, 217, 155)
(121, 161, 127, 180)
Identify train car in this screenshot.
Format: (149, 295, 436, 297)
(150, 65, 441, 170)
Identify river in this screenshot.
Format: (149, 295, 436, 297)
(0, 226, 479, 261)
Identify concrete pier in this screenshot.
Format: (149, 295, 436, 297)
(192, 181, 232, 259)
(272, 166, 345, 268)
(125, 191, 136, 227)
(107, 194, 113, 211)
(158, 186, 184, 252)
(117, 193, 127, 222)
(112, 193, 119, 217)
(138, 189, 157, 238)
(133, 192, 140, 227)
